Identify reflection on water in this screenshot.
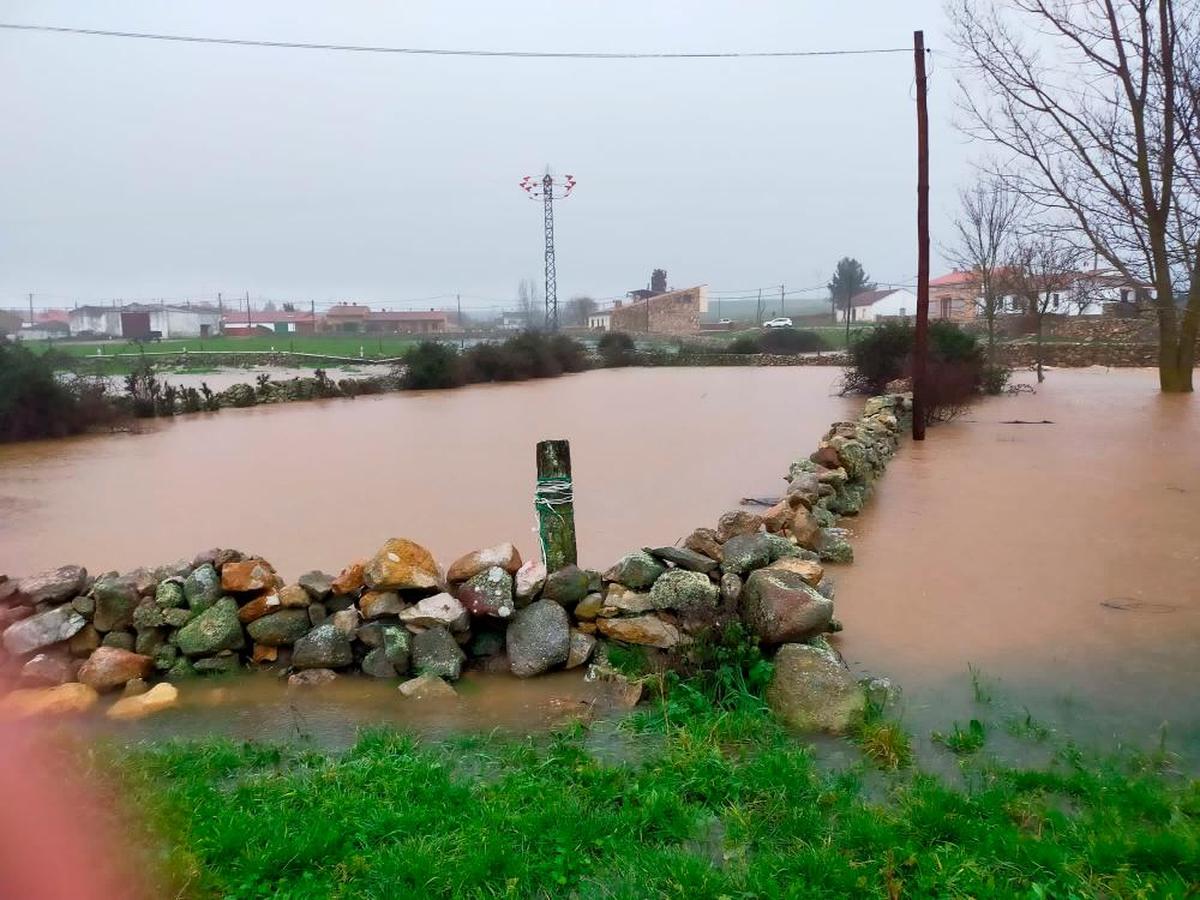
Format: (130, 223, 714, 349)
(832, 368, 1200, 761)
(0, 367, 854, 577)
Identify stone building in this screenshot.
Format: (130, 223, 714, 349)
(607, 286, 708, 335)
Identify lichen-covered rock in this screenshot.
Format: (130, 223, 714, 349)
(816, 528, 854, 563)
(604, 552, 667, 590)
(0, 683, 99, 718)
(506, 599, 570, 678)
(183, 564, 222, 612)
(741, 569, 833, 644)
(106, 682, 178, 721)
(102, 631, 135, 651)
(221, 558, 277, 593)
(288, 668, 337, 687)
(165, 657, 197, 680)
(292, 623, 353, 669)
(716, 510, 763, 543)
(457, 566, 515, 619)
(648, 569, 719, 612)
(16, 565, 88, 605)
(646, 546, 719, 574)
(719, 533, 774, 576)
(131, 599, 164, 631)
(382, 625, 411, 673)
(364, 538, 440, 591)
(2, 605, 87, 655)
(411, 626, 466, 680)
(154, 580, 185, 609)
(398, 593, 469, 632)
(278, 584, 312, 609)
(246, 609, 312, 646)
(566, 629, 596, 669)
(542, 565, 591, 607)
(77, 646, 155, 692)
(297, 570, 334, 600)
(720, 573, 743, 607)
(514, 560, 547, 604)
(92, 574, 139, 632)
(595, 614, 680, 649)
(599, 584, 655, 616)
(361, 647, 397, 678)
(174, 597, 245, 657)
(766, 642, 865, 734)
(330, 608, 361, 638)
(359, 590, 405, 619)
(447, 543, 523, 584)
(574, 593, 603, 620)
(162, 607, 192, 628)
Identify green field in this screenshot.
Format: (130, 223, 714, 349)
(30, 333, 422, 363)
(100, 700, 1199, 898)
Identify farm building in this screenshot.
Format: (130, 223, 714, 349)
(221, 309, 318, 335)
(69, 303, 221, 339)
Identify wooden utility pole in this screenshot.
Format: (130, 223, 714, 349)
(912, 29, 931, 441)
(756, 289, 763, 326)
(779, 284, 785, 319)
(245, 291, 252, 331)
(457, 293, 464, 349)
(535, 439, 577, 571)
(27, 293, 33, 326)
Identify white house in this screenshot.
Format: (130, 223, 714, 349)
(838, 288, 919, 323)
(586, 310, 612, 330)
(69, 303, 221, 338)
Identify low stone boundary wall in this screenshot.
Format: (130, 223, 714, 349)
(0, 393, 912, 729)
(998, 342, 1161, 368)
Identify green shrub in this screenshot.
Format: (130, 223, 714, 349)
(981, 363, 1012, 395)
(400, 342, 464, 389)
(844, 321, 913, 393)
(757, 327, 828, 354)
(598, 331, 636, 367)
(0, 341, 120, 440)
(727, 334, 762, 354)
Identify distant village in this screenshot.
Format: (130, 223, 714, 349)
(0, 264, 1154, 343)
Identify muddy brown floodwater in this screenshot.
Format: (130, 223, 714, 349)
(0, 367, 855, 578)
(833, 368, 1200, 760)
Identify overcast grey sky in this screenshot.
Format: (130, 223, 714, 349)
(0, 1, 973, 312)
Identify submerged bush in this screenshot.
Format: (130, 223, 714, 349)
(399, 342, 464, 390)
(597, 331, 635, 367)
(844, 321, 913, 394)
(0, 341, 121, 440)
(757, 327, 828, 354)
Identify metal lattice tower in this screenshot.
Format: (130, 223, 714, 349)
(520, 170, 576, 330)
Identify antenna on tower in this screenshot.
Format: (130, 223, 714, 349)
(519, 169, 576, 331)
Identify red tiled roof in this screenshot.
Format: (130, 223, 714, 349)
(222, 310, 316, 325)
(930, 271, 977, 287)
(366, 311, 448, 322)
(326, 304, 371, 317)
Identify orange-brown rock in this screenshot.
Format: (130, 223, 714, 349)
(364, 538, 440, 591)
(252, 643, 279, 664)
(330, 560, 366, 595)
(789, 506, 822, 549)
(716, 510, 763, 543)
(221, 558, 278, 593)
(762, 496, 800, 533)
(237, 591, 283, 624)
(683, 528, 723, 562)
(106, 682, 179, 721)
(446, 543, 523, 584)
(77, 646, 155, 692)
(0, 683, 99, 718)
(595, 614, 681, 649)
(359, 590, 406, 619)
(278, 584, 311, 609)
(764, 557, 825, 587)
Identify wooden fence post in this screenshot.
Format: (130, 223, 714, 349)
(535, 439, 577, 571)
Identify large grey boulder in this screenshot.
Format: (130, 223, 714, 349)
(297, 570, 334, 601)
(766, 642, 865, 734)
(647, 569, 718, 612)
(720, 533, 774, 576)
(542, 565, 592, 607)
(741, 569, 833, 645)
(247, 610, 313, 646)
(603, 552, 666, 590)
(16, 565, 88, 605)
(292, 623, 353, 669)
(646, 546, 718, 575)
(506, 599, 570, 678)
(382, 625, 412, 674)
(411, 626, 466, 680)
(174, 597, 245, 657)
(183, 564, 223, 612)
(3, 606, 87, 655)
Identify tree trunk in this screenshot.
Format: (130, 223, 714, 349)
(1159, 336, 1195, 392)
(1035, 317, 1044, 383)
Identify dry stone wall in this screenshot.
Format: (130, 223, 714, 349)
(0, 393, 912, 728)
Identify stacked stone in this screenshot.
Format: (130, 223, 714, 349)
(0, 394, 911, 728)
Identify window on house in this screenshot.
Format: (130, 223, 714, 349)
(899, 307, 907, 317)
(1052, 294, 1060, 308)
(1120, 288, 1130, 303)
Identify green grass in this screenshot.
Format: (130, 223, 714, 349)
(94, 705, 1200, 898)
(29, 334, 421, 364)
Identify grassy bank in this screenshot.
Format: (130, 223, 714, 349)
(100, 703, 1198, 898)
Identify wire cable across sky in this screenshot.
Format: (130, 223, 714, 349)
(0, 22, 919, 59)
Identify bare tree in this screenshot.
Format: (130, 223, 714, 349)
(1007, 232, 1092, 381)
(517, 278, 540, 329)
(563, 295, 597, 327)
(947, 176, 1024, 363)
(950, 0, 1200, 392)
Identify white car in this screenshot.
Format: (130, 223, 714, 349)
(763, 317, 793, 328)
(718, 318, 732, 325)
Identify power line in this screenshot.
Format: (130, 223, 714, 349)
(0, 22, 917, 60)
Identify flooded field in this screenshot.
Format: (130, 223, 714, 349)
(0, 366, 854, 578)
(833, 368, 1200, 760)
